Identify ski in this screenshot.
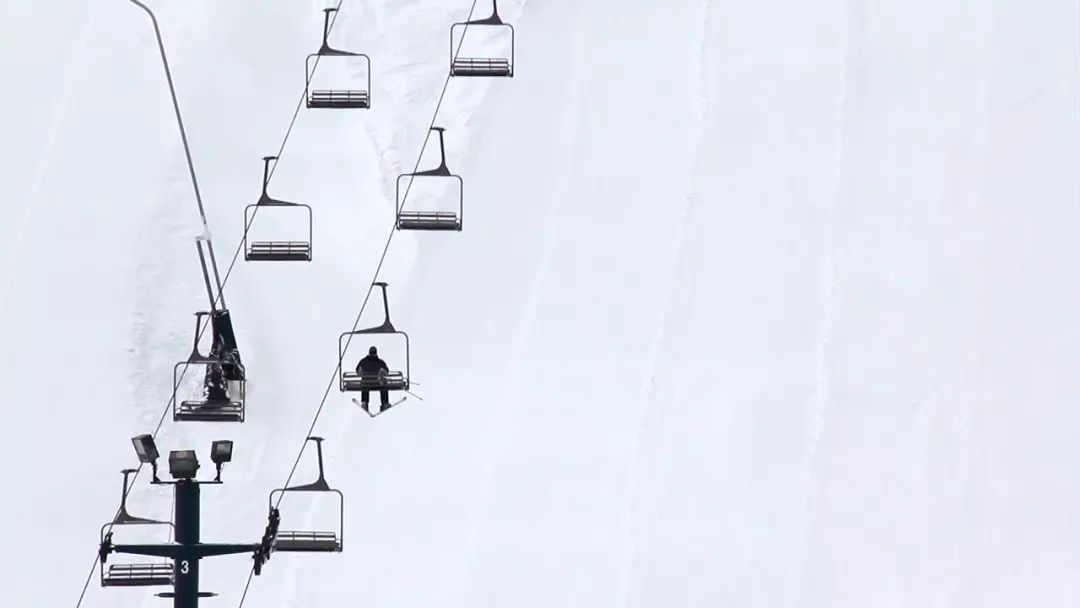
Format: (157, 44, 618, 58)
(351, 396, 406, 417)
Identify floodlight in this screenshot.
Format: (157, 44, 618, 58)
(131, 434, 160, 464)
(168, 450, 200, 480)
(210, 440, 233, 481)
(211, 440, 233, 465)
(131, 434, 162, 482)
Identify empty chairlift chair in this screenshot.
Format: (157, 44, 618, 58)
(173, 310, 246, 423)
(243, 156, 313, 262)
(306, 8, 371, 109)
(99, 469, 175, 588)
(339, 281, 410, 396)
(396, 127, 463, 231)
(450, 0, 514, 77)
(269, 437, 344, 553)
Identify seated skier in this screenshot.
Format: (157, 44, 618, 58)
(355, 346, 390, 411)
(203, 362, 230, 407)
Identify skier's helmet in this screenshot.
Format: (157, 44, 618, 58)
(369, 346, 378, 355)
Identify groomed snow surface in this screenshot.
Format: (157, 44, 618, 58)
(2, 0, 1079, 606)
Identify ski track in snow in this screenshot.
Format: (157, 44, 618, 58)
(794, 0, 855, 599)
(0, 13, 94, 319)
(616, 0, 713, 604)
(449, 5, 579, 600)
(1075, 0, 1080, 210)
(940, 23, 992, 604)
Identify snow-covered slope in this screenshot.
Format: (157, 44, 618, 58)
(3, 0, 1080, 606)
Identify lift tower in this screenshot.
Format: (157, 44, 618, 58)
(98, 435, 265, 608)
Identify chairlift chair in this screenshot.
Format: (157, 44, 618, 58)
(396, 127, 463, 231)
(99, 469, 175, 588)
(306, 8, 371, 109)
(244, 156, 313, 262)
(173, 311, 246, 423)
(339, 282, 410, 393)
(268, 437, 344, 553)
(450, 0, 515, 77)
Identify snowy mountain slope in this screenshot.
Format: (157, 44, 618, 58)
(800, 2, 1080, 605)
(3, 0, 1080, 606)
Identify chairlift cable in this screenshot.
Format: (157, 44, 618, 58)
(78, 0, 486, 602)
(275, 0, 480, 507)
(234, 1, 482, 605)
(74, 2, 350, 606)
(73, 364, 180, 607)
(231, 2, 347, 265)
(194, 2, 347, 352)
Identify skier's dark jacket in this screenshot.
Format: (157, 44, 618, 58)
(205, 363, 229, 403)
(356, 354, 389, 376)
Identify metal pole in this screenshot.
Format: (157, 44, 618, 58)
(206, 241, 227, 310)
(173, 480, 201, 608)
(124, 0, 227, 309)
(99, 478, 259, 607)
(196, 242, 217, 312)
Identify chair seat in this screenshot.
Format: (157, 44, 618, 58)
(341, 371, 407, 392)
(452, 58, 512, 77)
(397, 211, 461, 231)
(103, 563, 173, 587)
(247, 241, 311, 261)
(177, 400, 244, 422)
(308, 89, 370, 109)
(274, 531, 342, 552)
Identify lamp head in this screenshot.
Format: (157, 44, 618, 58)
(211, 440, 233, 465)
(210, 440, 233, 482)
(131, 434, 159, 464)
(131, 434, 162, 482)
(168, 450, 200, 480)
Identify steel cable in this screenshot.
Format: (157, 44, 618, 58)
(73, 2, 347, 605)
(234, 1, 482, 604)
